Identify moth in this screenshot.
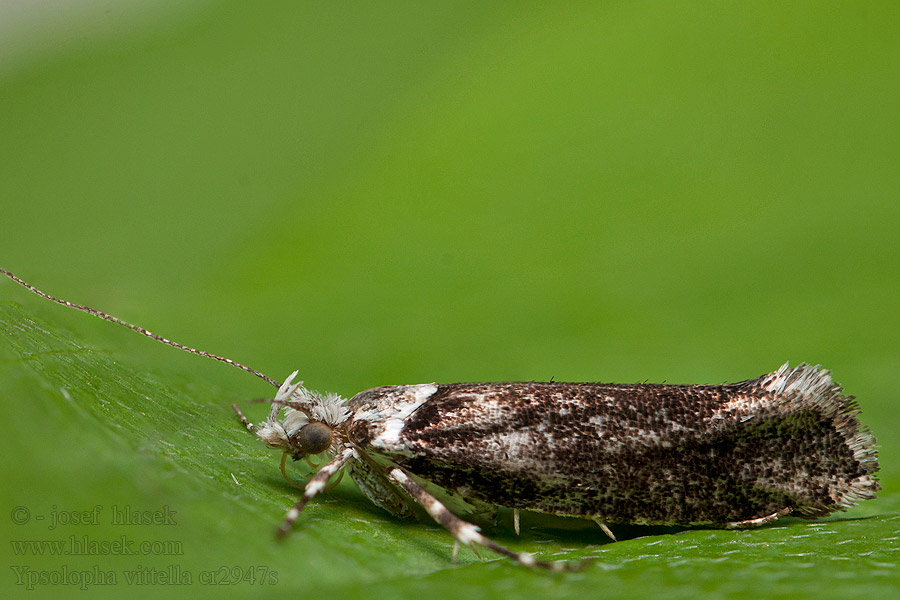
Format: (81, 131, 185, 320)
(2, 269, 881, 571)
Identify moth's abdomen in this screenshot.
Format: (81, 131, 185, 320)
(354, 364, 879, 526)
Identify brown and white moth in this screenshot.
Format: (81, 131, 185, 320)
(2, 269, 881, 571)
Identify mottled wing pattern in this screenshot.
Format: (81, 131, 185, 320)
(348, 365, 878, 525)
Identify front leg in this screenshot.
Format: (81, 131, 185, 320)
(276, 448, 354, 536)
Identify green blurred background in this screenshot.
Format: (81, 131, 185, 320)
(2, 2, 898, 599)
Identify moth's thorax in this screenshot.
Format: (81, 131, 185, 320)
(347, 384, 439, 446)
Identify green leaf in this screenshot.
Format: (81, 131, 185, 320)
(2, 299, 897, 600)
(2, 2, 898, 598)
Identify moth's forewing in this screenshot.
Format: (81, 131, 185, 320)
(347, 376, 877, 525)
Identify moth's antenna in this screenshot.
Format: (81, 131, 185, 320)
(2, 268, 280, 388)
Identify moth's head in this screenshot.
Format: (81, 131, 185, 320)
(253, 371, 350, 459)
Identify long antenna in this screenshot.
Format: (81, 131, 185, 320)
(2, 268, 279, 388)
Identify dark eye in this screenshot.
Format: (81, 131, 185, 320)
(296, 422, 333, 454)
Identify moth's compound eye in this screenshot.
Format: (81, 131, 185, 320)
(294, 422, 333, 455)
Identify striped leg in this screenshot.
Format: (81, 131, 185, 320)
(278, 452, 345, 492)
(276, 448, 354, 536)
(725, 507, 793, 529)
(387, 467, 582, 571)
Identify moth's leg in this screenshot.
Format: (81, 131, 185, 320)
(513, 509, 520, 535)
(450, 539, 481, 563)
(325, 470, 345, 492)
(279, 453, 305, 491)
(431, 486, 497, 525)
(232, 403, 257, 433)
(725, 507, 793, 529)
(276, 448, 354, 536)
(387, 467, 582, 571)
(592, 518, 617, 541)
(279, 452, 344, 492)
